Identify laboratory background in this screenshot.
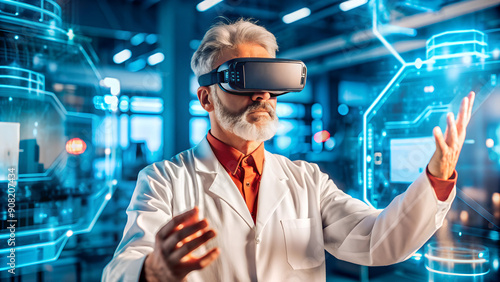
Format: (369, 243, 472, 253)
(1, 0, 500, 281)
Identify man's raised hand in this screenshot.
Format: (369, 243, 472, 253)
(428, 91, 475, 179)
(142, 207, 220, 282)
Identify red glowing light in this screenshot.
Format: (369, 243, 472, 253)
(313, 130, 331, 143)
(66, 138, 87, 155)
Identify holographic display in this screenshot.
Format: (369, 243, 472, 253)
(0, 0, 118, 271)
(362, 0, 500, 279)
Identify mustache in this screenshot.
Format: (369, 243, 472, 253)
(245, 101, 275, 116)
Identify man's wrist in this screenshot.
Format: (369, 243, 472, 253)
(139, 254, 151, 282)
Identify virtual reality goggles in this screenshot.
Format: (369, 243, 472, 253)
(198, 58, 307, 96)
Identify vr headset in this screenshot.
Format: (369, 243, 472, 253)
(198, 58, 307, 96)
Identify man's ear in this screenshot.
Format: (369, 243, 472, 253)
(197, 86, 214, 112)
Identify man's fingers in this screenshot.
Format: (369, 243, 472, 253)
(170, 229, 216, 262)
(455, 96, 469, 134)
(157, 207, 199, 240)
(467, 91, 475, 123)
(162, 219, 209, 254)
(446, 113, 458, 146)
(433, 126, 447, 153)
(184, 248, 220, 272)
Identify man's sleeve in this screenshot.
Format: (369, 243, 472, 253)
(102, 164, 173, 282)
(320, 169, 455, 266)
(426, 165, 457, 201)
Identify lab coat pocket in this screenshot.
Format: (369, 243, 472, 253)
(281, 218, 325, 270)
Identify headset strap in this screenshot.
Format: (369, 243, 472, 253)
(198, 70, 226, 86)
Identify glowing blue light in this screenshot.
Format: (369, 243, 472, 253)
(282, 7, 311, 24)
(67, 29, 75, 40)
(325, 138, 336, 150)
(425, 266, 490, 277)
(276, 136, 292, 150)
(459, 232, 462, 236)
(147, 52, 165, 66)
(381, 131, 386, 137)
(9, 97, 13, 102)
(426, 59, 435, 71)
(493, 48, 500, 59)
(412, 253, 422, 261)
(146, 34, 158, 44)
(189, 100, 208, 116)
(103, 77, 121, 95)
(276, 103, 297, 118)
(120, 114, 129, 149)
(462, 55, 472, 65)
(130, 33, 145, 46)
(312, 103, 323, 119)
(366, 155, 372, 163)
(425, 254, 487, 264)
(426, 30, 488, 61)
(113, 49, 132, 64)
(312, 120, 323, 132)
(105, 193, 112, 200)
(415, 58, 423, 69)
(276, 120, 296, 136)
(66, 230, 73, 237)
(493, 258, 499, 270)
(104, 95, 118, 106)
(338, 104, 349, 116)
(130, 115, 163, 157)
(489, 230, 499, 241)
(14, 35, 19, 40)
(130, 96, 164, 114)
(189, 118, 209, 146)
(127, 59, 146, 72)
(196, 0, 223, 12)
(340, 0, 368, 12)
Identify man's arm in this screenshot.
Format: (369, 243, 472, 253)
(102, 165, 172, 281)
(321, 92, 475, 265)
(102, 164, 219, 282)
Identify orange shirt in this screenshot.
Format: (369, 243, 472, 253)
(206, 133, 457, 221)
(207, 132, 264, 223)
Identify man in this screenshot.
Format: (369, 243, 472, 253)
(102, 19, 475, 281)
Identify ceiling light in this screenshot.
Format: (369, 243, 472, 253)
(113, 49, 132, 64)
(339, 0, 368, 12)
(282, 7, 311, 24)
(147, 52, 165, 66)
(197, 0, 223, 12)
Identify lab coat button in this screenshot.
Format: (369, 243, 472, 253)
(255, 237, 261, 244)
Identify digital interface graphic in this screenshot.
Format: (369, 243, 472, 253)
(0, 0, 118, 271)
(359, 0, 500, 279)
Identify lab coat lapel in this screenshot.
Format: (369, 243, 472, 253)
(193, 138, 254, 229)
(255, 152, 289, 237)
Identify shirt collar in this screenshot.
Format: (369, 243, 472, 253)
(206, 131, 264, 175)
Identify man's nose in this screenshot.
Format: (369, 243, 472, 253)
(251, 92, 271, 101)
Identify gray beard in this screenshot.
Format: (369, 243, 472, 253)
(212, 91, 279, 142)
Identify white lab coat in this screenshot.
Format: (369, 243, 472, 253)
(102, 138, 454, 282)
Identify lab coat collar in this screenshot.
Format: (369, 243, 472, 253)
(194, 138, 255, 228)
(193, 138, 290, 233)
